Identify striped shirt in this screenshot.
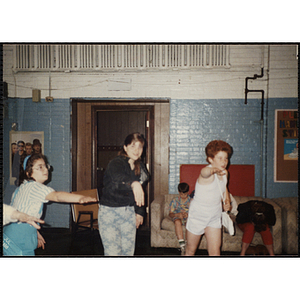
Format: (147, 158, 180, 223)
(10, 180, 55, 218)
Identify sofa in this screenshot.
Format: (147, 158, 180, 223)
(150, 164, 298, 255)
(150, 194, 298, 255)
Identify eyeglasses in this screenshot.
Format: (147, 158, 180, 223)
(33, 164, 50, 171)
(18, 145, 24, 148)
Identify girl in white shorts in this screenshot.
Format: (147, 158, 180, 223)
(185, 140, 232, 256)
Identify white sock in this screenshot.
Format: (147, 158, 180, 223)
(179, 239, 185, 246)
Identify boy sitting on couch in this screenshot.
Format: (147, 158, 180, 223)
(169, 182, 192, 254)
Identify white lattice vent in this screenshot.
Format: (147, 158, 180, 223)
(13, 44, 230, 71)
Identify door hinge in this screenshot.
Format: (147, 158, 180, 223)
(146, 120, 149, 128)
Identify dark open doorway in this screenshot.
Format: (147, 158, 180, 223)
(91, 105, 154, 226)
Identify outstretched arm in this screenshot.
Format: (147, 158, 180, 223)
(201, 166, 227, 178)
(4, 204, 44, 228)
(12, 210, 45, 229)
(199, 166, 227, 185)
(46, 191, 97, 204)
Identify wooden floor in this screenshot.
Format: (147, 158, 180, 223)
(34, 227, 240, 257)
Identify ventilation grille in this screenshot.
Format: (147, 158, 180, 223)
(13, 44, 230, 71)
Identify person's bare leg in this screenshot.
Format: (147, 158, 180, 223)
(175, 219, 185, 254)
(265, 244, 275, 256)
(205, 226, 221, 256)
(240, 242, 250, 256)
(174, 219, 184, 240)
(185, 230, 201, 256)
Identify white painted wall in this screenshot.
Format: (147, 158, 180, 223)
(3, 44, 298, 100)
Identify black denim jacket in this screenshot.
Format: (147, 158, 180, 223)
(99, 155, 149, 217)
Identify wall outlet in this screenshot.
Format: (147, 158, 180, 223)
(45, 96, 54, 102)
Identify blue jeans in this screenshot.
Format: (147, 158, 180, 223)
(3, 223, 37, 256)
(98, 205, 136, 256)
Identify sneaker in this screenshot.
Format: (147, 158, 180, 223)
(180, 245, 186, 256)
(179, 240, 186, 255)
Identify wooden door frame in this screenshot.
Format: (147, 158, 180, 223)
(71, 99, 170, 227)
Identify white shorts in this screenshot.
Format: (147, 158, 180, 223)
(186, 203, 221, 236)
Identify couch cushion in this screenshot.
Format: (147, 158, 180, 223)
(161, 217, 175, 231)
(163, 194, 178, 217)
(271, 197, 298, 254)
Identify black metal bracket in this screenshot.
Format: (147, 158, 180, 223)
(245, 68, 265, 120)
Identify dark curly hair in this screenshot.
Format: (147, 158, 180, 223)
(251, 213, 267, 232)
(205, 140, 233, 163)
(251, 201, 267, 232)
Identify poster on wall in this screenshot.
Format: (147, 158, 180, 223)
(9, 131, 44, 185)
(274, 109, 298, 182)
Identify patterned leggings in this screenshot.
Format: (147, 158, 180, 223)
(98, 205, 136, 256)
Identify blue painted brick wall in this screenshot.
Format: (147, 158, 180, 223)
(169, 98, 298, 198)
(3, 97, 297, 228)
(3, 99, 72, 228)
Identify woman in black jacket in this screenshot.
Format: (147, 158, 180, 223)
(236, 200, 276, 256)
(98, 133, 149, 256)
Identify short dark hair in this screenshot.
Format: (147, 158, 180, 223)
(251, 201, 267, 232)
(178, 182, 189, 193)
(251, 213, 267, 232)
(33, 139, 42, 146)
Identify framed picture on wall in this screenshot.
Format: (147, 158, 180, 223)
(274, 109, 298, 182)
(9, 131, 44, 185)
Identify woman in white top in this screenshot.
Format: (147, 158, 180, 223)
(3, 153, 97, 256)
(185, 140, 233, 256)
